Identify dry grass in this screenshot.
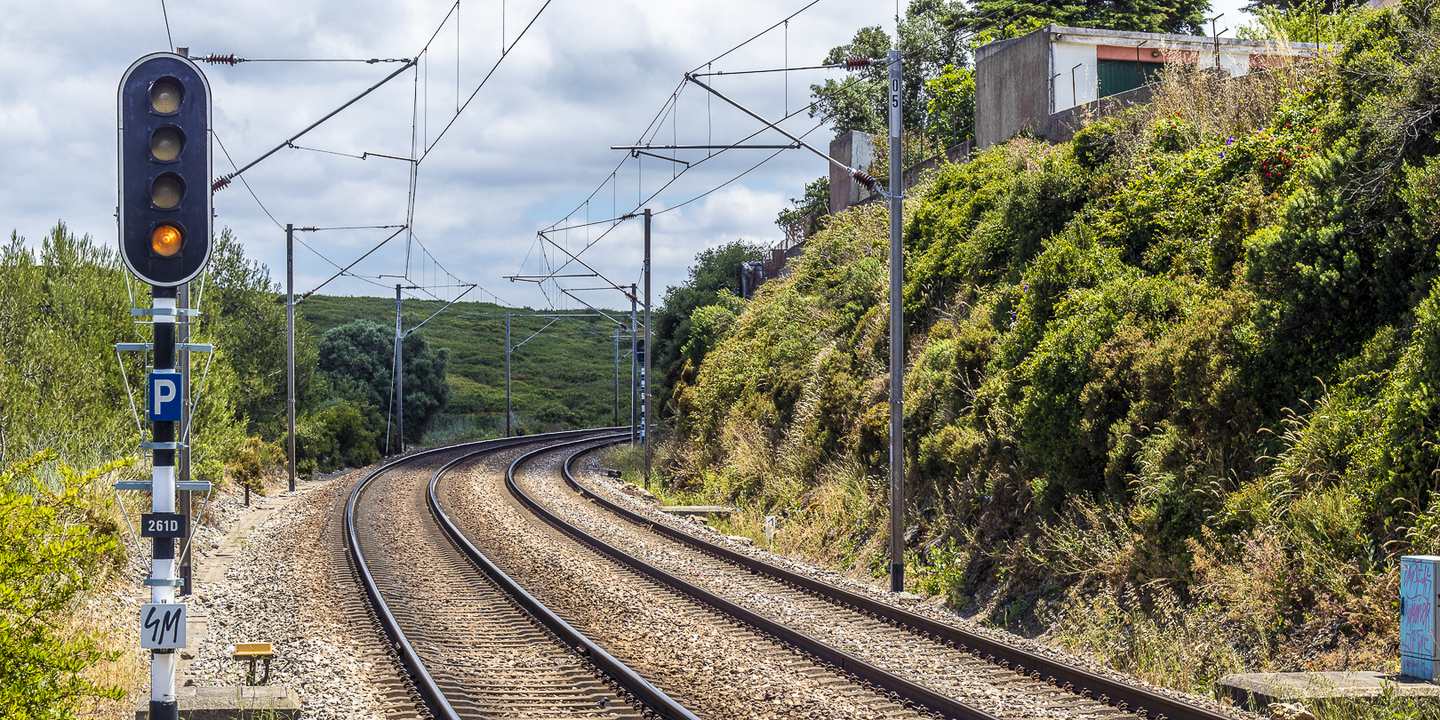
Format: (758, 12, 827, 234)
(1073, 52, 1327, 168)
(74, 578, 147, 719)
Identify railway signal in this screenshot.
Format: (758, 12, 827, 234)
(118, 52, 213, 287)
(116, 51, 214, 720)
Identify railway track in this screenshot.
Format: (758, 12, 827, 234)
(347, 430, 691, 720)
(347, 431, 1241, 720)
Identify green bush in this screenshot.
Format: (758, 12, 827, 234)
(0, 452, 124, 719)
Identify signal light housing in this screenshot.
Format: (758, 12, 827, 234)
(119, 53, 212, 287)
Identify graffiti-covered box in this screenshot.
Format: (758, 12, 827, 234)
(1402, 555, 1440, 679)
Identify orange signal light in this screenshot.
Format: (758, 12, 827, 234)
(150, 225, 182, 257)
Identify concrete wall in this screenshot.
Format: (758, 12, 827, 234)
(1047, 83, 1154, 143)
(1051, 40, 1098, 112)
(975, 30, 1051, 150)
(828, 130, 876, 215)
(977, 25, 1317, 148)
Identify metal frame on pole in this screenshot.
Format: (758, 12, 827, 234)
(177, 283, 192, 596)
(286, 224, 296, 491)
(887, 49, 905, 593)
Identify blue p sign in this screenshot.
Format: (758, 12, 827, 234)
(148, 370, 181, 422)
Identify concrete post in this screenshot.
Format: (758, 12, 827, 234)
(1402, 555, 1440, 679)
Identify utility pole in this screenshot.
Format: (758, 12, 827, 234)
(630, 284, 638, 446)
(614, 328, 620, 427)
(286, 224, 295, 491)
(643, 209, 653, 487)
(394, 284, 404, 454)
(887, 48, 906, 594)
(505, 312, 512, 437)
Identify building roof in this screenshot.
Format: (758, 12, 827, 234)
(976, 24, 1319, 62)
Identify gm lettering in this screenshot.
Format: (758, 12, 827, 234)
(140, 603, 186, 649)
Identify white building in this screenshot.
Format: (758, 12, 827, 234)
(974, 25, 1317, 149)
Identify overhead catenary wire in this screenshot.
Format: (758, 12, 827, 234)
(197, 54, 411, 65)
(536, 77, 859, 284)
(212, 59, 418, 191)
(420, 0, 554, 161)
(159, 0, 174, 53)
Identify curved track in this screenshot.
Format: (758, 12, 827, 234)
(546, 441, 1236, 720)
(346, 432, 1240, 720)
(346, 430, 694, 720)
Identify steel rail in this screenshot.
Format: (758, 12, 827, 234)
(343, 428, 616, 720)
(500, 442, 1005, 720)
(427, 434, 700, 720)
(561, 444, 1229, 720)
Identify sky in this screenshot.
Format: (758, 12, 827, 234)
(0, 0, 1252, 315)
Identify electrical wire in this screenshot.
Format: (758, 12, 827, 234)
(658, 118, 826, 216)
(213, 130, 284, 231)
(691, 0, 826, 74)
(420, 0, 555, 161)
(159, 0, 174, 53)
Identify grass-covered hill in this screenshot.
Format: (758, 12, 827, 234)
(661, 1, 1440, 705)
(299, 294, 632, 439)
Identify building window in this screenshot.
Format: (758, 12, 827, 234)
(1097, 59, 1165, 98)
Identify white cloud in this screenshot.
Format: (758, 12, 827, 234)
(0, 1, 975, 310)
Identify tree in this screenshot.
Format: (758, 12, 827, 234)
(201, 228, 321, 441)
(925, 64, 976, 147)
(1237, 0, 1376, 42)
(654, 241, 767, 412)
(956, 0, 1209, 36)
(1241, 0, 1364, 14)
(317, 320, 450, 447)
(810, 1, 971, 138)
(775, 175, 831, 228)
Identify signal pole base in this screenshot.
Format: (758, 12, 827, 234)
(147, 699, 179, 720)
(890, 563, 904, 593)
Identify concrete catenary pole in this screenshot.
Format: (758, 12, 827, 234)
(887, 48, 906, 593)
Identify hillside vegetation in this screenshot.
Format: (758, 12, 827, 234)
(664, 0, 1440, 701)
(299, 294, 629, 441)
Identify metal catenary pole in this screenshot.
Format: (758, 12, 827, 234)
(395, 284, 404, 452)
(614, 328, 620, 426)
(177, 282, 192, 596)
(505, 312, 512, 437)
(630, 284, 638, 446)
(643, 209, 653, 487)
(887, 48, 906, 593)
(150, 286, 181, 718)
(286, 224, 296, 491)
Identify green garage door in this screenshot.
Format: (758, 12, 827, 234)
(1098, 59, 1166, 98)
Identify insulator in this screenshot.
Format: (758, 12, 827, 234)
(852, 170, 878, 191)
(211, 175, 233, 192)
(201, 54, 242, 66)
(844, 56, 872, 70)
